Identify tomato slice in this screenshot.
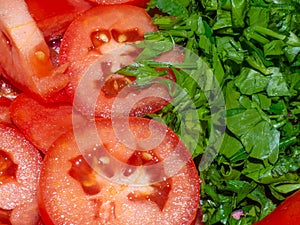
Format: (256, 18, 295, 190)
(39, 117, 200, 225)
(253, 189, 300, 225)
(57, 4, 176, 117)
(0, 0, 69, 100)
(25, 0, 94, 40)
(9, 93, 88, 153)
(0, 123, 42, 225)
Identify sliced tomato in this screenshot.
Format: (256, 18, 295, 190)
(57, 4, 177, 117)
(9, 93, 88, 153)
(86, 0, 149, 7)
(39, 117, 200, 225)
(253, 189, 300, 225)
(0, 123, 42, 225)
(0, 0, 69, 100)
(25, 0, 94, 40)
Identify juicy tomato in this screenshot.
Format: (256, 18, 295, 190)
(25, 0, 94, 40)
(39, 117, 200, 225)
(86, 0, 149, 7)
(0, 0, 69, 100)
(253, 189, 300, 225)
(0, 123, 42, 225)
(9, 93, 88, 153)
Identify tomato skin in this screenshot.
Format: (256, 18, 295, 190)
(25, 0, 94, 40)
(0, 123, 42, 225)
(9, 93, 88, 153)
(39, 117, 200, 225)
(253, 189, 300, 225)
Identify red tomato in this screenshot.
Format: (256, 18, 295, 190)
(39, 117, 200, 225)
(0, 123, 42, 225)
(9, 93, 88, 153)
(25, 0, 94, 40)
(86, 0, 149, 7)
(253, 189, 300, 225)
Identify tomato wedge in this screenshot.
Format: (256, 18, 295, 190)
(39, 117, 200, 225)
(0, 123, 42, 225)
(253, 189, 300, 225)
(0, 0, 69, 100)
(10, 93, 88, 153)
(25, 0, 94, 40)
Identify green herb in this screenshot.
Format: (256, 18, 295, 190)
(119, 0, 300, 224)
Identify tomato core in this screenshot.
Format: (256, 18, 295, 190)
(0, 150, 17, 184)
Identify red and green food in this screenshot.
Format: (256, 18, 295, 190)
(0, 0, 299, 224)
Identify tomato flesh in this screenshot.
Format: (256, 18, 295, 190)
(39, 117, 200, 225)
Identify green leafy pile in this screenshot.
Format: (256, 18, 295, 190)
(119, 0, 300, 224)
